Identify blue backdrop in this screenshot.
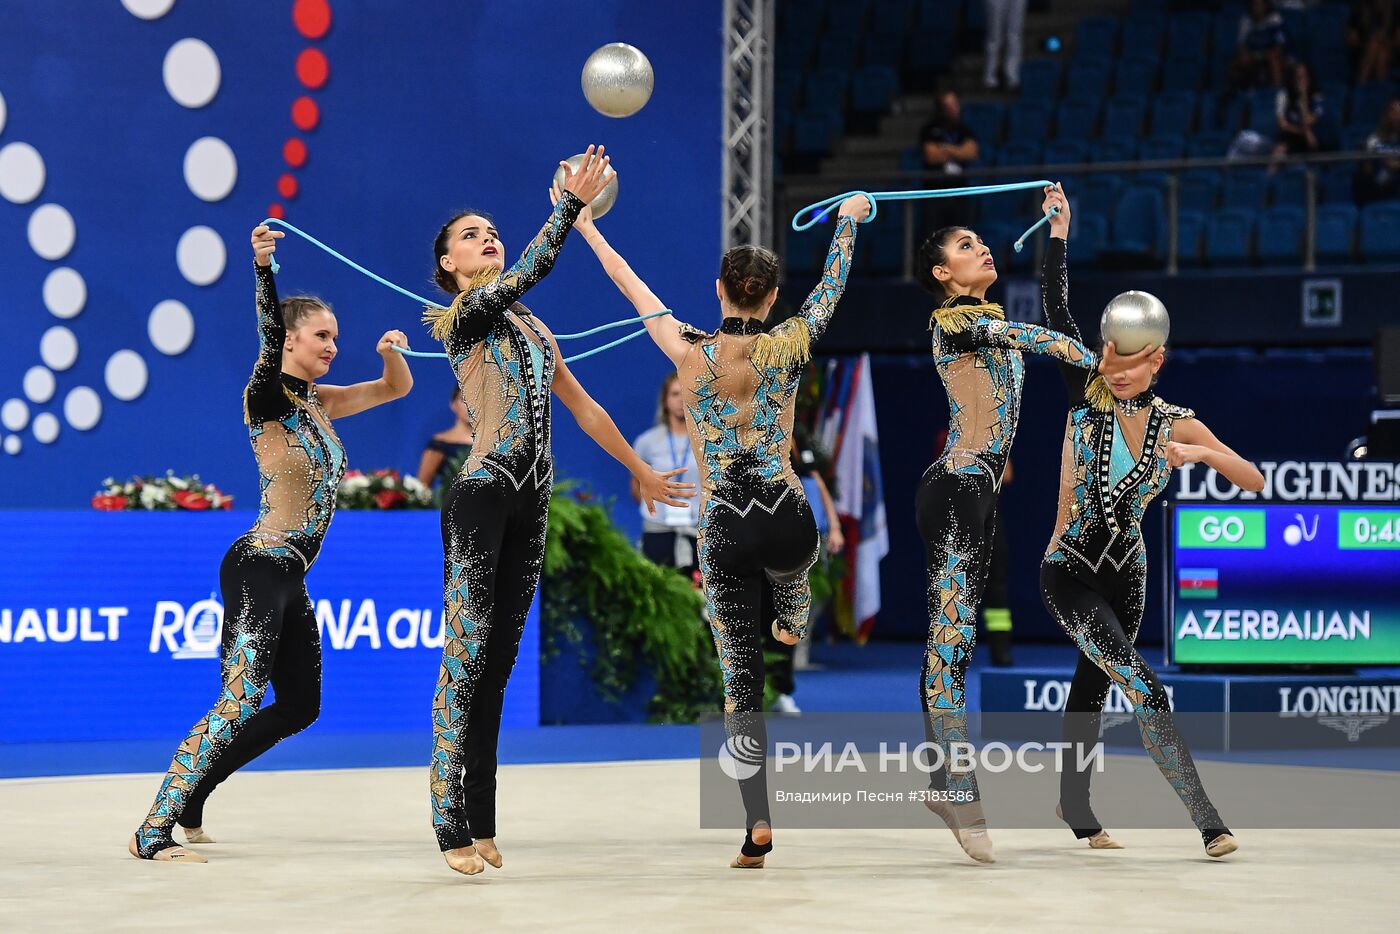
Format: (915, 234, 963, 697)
(0, 0, 723, 545)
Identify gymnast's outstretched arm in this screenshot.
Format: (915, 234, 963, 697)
(562, 186, 691, 367)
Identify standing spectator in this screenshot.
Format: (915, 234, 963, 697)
(983, 0, 1027, 92)
(1272, 61, 1328, 168)
(919, 91, 980, 177)
(1350, 0, 1397, 85)
(1232, 0, 1287, 89)
(632, 373, 702, 578)
(1355, 97, 1400, 205)
(789, 433, 844, 672)
(416, 387, 475, 490)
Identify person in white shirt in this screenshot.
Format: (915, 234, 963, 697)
(632, 373, 703, 577)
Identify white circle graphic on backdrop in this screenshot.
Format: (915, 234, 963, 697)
(2, 398, 29, 432)
(64, 387, 102, 431)
(105, 350, 149, 401)
(0, 89, 7, 134)
(149, 299, 195, 354)
(23, 366, 55, 404)
(40, 326, 78, 371)
(0, 141, 45, 204)
(28, 203, 76, 260)
(32, 412, 59, 444)
(184, 136, 237, 202)
(3, 435, 19, 456)
(43, 267, 86, 318)
(122, 0, 176, 20)
(176, 225, 225, 285)
(163, 39, 221, 109)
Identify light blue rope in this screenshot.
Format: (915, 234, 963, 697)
(263, 216, 674, 352)
(1013, 205, 1060, 253)
(391, 313, 666, 365)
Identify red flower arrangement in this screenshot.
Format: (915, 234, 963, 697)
(92, 473, 233, 511)
(337, 469, 433, 510)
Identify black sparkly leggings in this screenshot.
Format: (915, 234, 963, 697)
(133, 541, 321, 857)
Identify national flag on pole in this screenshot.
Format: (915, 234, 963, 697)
(817, 354, 888, 642)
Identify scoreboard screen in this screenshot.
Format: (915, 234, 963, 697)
(1167, 504, 1400, 666)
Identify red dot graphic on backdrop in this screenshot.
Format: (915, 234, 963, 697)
(291, 96, 320, 131)
(283, 138, 308, 168)
(293, 0, 332, 39)
(268, 203, 285, 219)
(278, 174, 299, 199)
(296, 48, 329, 89)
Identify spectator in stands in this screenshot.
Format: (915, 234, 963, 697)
(1272, 61, 1328, 168)
(416, 386, 475, 489)
(983, 0, 1027, 92)
(919, 91, 980, 176)
(1349, 0, 1397, 85)
(1355, 97, 1400, 205)
(1232, 0, 1287, 89)
(631, 373, 701, 579)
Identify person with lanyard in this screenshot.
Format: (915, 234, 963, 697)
(632, 373, 702, 578)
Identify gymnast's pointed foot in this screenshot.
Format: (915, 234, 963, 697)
(926, 798, 996, 864)
(128, 834, 207, 863)
(444, 846, 486, 875)
(730, 821, 772, 869)
(770, 621, 800, 646)
(474, 837, 503, 869)
(1055, 802, 1122, 849)
(1205, 832, 1238, 858)
(181, 825, 216, 845)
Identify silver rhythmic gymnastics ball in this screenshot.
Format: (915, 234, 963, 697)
(1100, 290, 1170, 354)
(581, 43, 654, 118)
(553, 154, 620, 219)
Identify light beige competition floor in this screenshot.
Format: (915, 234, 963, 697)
(1, 758, 1396, 932)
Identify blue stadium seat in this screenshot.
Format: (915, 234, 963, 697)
(1151, 91, 1197, 136)
(1269, 166, 1309, 209)
(1071, 211, 1109, 265)
(1280, 8, 1308, 61)
(1204, 209, 1254, 267)
(1178, 173, 1220, 214)
(1319, 165, 1356, 205)
(1018, 59, 1062, 101)
(784, 226, 827, 276)
(1256, 206, 1304, 265)
(1246, 87, 1280, 138)
(1186, 131, 1230, 158)
(997, 140, 1043, 167)
(899, 146, 923, 172)
(861, 32, 907, 68)
(1055, 97, 1100, 141)
(803, 68, 849, 110)
(961, 101, 1005, 146)
(1223, 170, 1269, 211)
(906, 29, 955, 80)
(1074, 17, 1119, 60)
(818, 32, 861, 66)
(774, 110, 793, 153)
(1199, 91, 1246, 133)
(1167, 12, 1210, 61)
(792, 109, 843, 156)
(1360, 203, 1400, 262)
(1093, 138, 1139, 163)
(1077, 175, 1123, 217)
(1102, 96, 1147, 140)
(976, 222, 1013, 262)
(1351, 83, 1397, 131)
(775, 69, 803, 113)
(1342, 126, 1373, 153)
(1067, 62, 1112, 100)
(1320, 82, 1351, 121)
(1161, 58, 1203, 93)
(861, 214, 905, 276)
(1110, 184, 1166, 260)
(1121, 15, 1166, 61)
(1114, 58, 1158, 97)
(1315, 204, 1357, 263)
(826, 0, 871, 33)
(1007, 100, 1053, 141)
(1175, 209, 1205, 266)
(1309, 49, 1350, 87)
(851, 66, 899, 117)
(871, 0, 916, 33)
(1306, 4, 1351, 59)
(1044, 140, 1088, 165)
(1140, 135, 1184, 161)
(776, 31, 818, 71)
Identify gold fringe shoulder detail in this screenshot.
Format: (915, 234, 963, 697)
(929, 300, 1004, 333)
(750, 317, 812, 370)
(1084, 375, 1115, 412)
(422, 269, 501, 341)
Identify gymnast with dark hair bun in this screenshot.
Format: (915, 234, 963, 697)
(909, 184, 1149, 864)
(565, 185, 871, 869)
(424, 146, 694, 876)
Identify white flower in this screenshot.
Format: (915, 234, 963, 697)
(343, 475, 372, 492)
(168, 475, 189, 490)
(382, 475, 397, 489)
(139, 485, 168, 508)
